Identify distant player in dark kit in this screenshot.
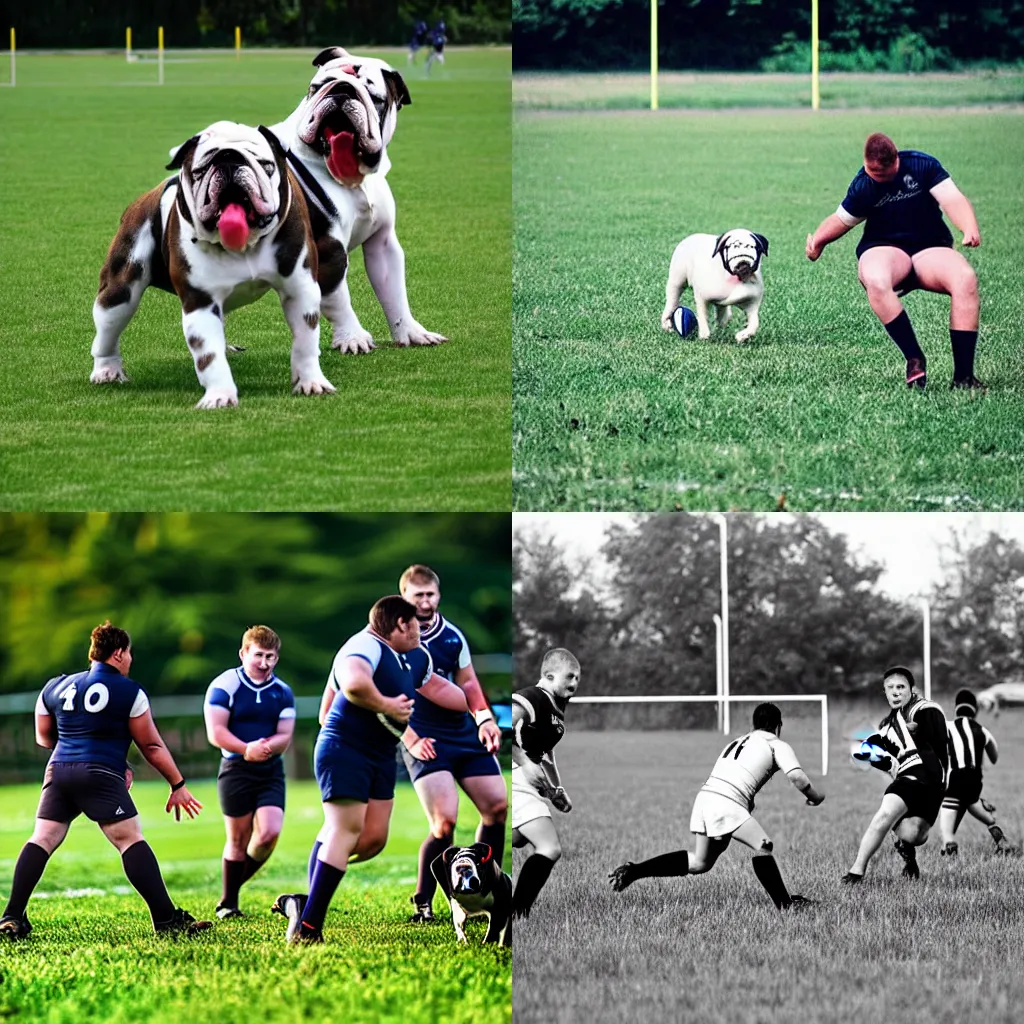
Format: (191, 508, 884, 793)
(0, 621, 210, 940)
(204, 625, 296, 919)
(408, 20, 429, 63)
(511, 648, 579, 920)
(272, 596, 472, 944)
(938, 688, 1020, 857)
(806, 132, 984, 391)
(843, 666, 949, 883)
(609, 703, 824, 910)
(425, 21, 446, 75)
(397, 565, 506, 924)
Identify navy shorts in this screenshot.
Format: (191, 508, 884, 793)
(37, 762, 137, 824)
(217, 757, 286, 818)
(944, 768, 983, 809)
(886, 772, 944, 825)
(401, 735, 502, 784)
(315, 734, 397, 803)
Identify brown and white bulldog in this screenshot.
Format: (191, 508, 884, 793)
(430, 843, 511, 947)
(90, 120, 336, 408)
(267, 47, 447, 354)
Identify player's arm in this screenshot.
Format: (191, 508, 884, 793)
(400, 724, 436, 761)
(337, 655, 413, 723)
(420, 673, 471, 712)
(540, 750, 572, 812)
(931, 178, 980, 247)
(455, 663, 502, 753)
(318, 681, 337, 726)
(511, 702, 550, 790)
(263, 714, 295, 757)
(917, 707, 950, 776)
(203, 702, 249, 757)
(984, 727, 999, 765)
(786, 767, 825, 805)
(34, 693, 57, 749)
(128, 707, 203, 820)
(806, 210, 859, 261)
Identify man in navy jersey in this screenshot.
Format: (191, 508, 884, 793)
(408, 20, 429, 64)
(938, 688, 1019, 856)
(843, 666, 948, 883)
(396, 565, 505, 923)
(511, 648, 579, 919)
(425, 21, 446, 75)
(806, 132, 984, 390)
(0, 621, 210, 940)
(272, 596, 471, 944)
(204, 625, 296, 919)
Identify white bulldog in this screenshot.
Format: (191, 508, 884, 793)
(268, 47, 447, 355)
(661, 229, 769, 343)
(90, 121, 333, 408)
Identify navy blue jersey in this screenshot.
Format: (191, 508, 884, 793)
(35, 661, 150, 771)
(839, 150, 953, 253)
(432, 27, 446, 50)
(410, 614, 475, 740)
(410, 21, 428, 46)
(512, 684, 565, 764)
(204, 668, 296, 761)
(324, 630, 433, 752)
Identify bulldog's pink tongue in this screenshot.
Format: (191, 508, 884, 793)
(218, 203, 250, 251)
(324, 128, 360, 181)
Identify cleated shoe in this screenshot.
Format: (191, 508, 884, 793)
(0, 914, 32, 940)
(906, 357, 927, 389)
(894, 839, 920, 879)
(995, 839, 1022, 857)
(941, 842, 958, 857)
(215, 903, 245, 920)
(271, 893, 309, 944)
(783, 894, 818, 910)
(950, 375, 987, 391)
(608, 863, 637, 892)
(840, 872, 864, 885)
(292, 922, 324, 945)
(408, 899, 436, 924)
(155, 908, 213, 937)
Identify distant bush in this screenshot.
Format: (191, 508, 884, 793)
(762, 32, 955, 74)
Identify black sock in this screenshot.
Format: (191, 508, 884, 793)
(307, 840, 322, 887)
(220, 858, 246, 907)
(512, 854, 555, 918)
(884, 310, 925, 362)
(241, 852, 267, 884)
(951, 329, 978, 380)
(752, 854, 792, 910)
(989, 825, 1005, 844)
(475, 820, 506, 867)
(3, 842, 51, 919)
(414, 833, 453, 906)
(300, 860, 345, 934)
(122, 840, 175, 925)
(629, 850, 690, 880)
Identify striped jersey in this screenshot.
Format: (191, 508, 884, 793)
(512, 685, 565, 763)
(699, 730, 802, 811)
(875, 695, 948, 783)
(947, 716, 995, 773)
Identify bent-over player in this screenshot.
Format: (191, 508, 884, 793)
(0, 622, 209, 940)
(844, 666, 948, 883)
(204, 625, 296, 919)
(609, 703, 823, 910)
(511, 648, 579, 920)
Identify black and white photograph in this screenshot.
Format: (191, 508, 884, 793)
(512, 512, 1024, 1024)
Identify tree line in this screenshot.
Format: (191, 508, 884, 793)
(4, 0, 511, 49)
(513, 0, 1024, 71)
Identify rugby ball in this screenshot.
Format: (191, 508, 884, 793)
(671, 305, 697, 338)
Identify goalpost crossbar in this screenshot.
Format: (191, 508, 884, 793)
(572, 694, 829, 775)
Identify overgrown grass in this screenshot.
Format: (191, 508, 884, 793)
(0, 49, 511, 510)
(0, 776, 512, 1023)
(513, 105, 1024, 510)
(513, 714, 1024, 1024)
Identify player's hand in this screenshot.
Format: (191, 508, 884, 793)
(386, 694, 415, 724)
(166, 786, 203, 821)
(550, 787, 572, 813)
(806, 791, 825, 806)
(805, 233, 822, 261)
(961, 229, 980, 248)
(124, 766, 134, 791)
(244, 739, 272, 762)
(407, 736, 436, 761)
(478, 720, 502, 753)
(870, 756, 892, 773)
(981, 798, 996, 813)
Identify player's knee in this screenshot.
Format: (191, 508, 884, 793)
(430, 817, 457, 840)
(954, 266, 978, 299)
(534, 838, 561, 862)
(758, 838, 773, 854)
(482, 798, 508, 824)
(254, 827, 281, 849)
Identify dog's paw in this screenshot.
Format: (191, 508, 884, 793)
(734, 330, 755, 343)
(697, 329, 712, 341)
(394, 324, 448, 347)
(660, 313, 674, 331)
(331, 331, 376, 355)
(292, 374, 337, 397)
(90, 359, 129, 384)
(195, 388, 239, 410)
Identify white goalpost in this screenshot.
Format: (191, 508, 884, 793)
(571, 693, 830, 776)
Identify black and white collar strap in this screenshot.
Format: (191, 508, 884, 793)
(285, 150, 338, 221)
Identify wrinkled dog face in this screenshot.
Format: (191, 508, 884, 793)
(298, 47, 412, 186)
(713, 229, 769, 281)
(449, 851, 483, 896)
(168, 121, 286, 251)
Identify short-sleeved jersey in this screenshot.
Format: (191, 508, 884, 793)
(875, 696, 948, 782)
(35, 661, 150, 771)
(204, 668, 296, 761)
(323, 630, 433, 752)
(409, 614, 474, 740)
(699, 730, 802, 810)
(839, 151, 953, 251)
(947, 715, 995, 773)
(512, 685, 565, 763)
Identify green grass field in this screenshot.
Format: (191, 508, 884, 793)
(0, 776, 512, 1024)
(0, 48, 511, 511)
(513, 94, 1024, 510)
(513, 712, 1024, 1024)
